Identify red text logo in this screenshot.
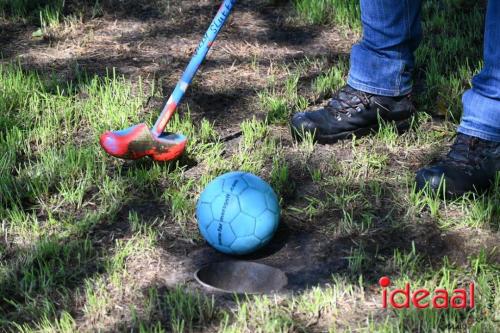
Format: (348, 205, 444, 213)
(379, 276, 475, 309)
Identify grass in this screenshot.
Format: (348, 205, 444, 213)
(0, 0, 63, 17)
(216, 250, 499, 332)
(293, 0, 361, 29)
(1, 0, 92, 40)
(0, 0, 65, 34)
(1, 0, 498, 331)
(415, 0, 485, 121)
(164, 287, 217, 333)
(312, 59, 348, 98)
(259, 72, 307, 124)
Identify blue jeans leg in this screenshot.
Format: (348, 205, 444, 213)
(348, 0, 422, 97)
(458, 1, 500, 143)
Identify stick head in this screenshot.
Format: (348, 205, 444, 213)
(100, 123, 187, 161)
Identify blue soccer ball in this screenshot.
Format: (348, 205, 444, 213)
(196, 171, 280, 255)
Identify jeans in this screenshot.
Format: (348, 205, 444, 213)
(347, 0, 500, 142)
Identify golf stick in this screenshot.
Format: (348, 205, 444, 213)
(100, 0, 236, 161)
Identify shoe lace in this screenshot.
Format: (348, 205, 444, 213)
(444, 134, 488, 167)
(326, 86, 372, 117)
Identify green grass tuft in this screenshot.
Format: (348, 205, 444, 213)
(293, 0, 361, 29)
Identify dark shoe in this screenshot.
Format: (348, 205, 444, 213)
(415, 133, 500, 196)
(290, 85, 415, 143)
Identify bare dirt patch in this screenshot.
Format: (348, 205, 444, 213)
(2, 0, 356, 131)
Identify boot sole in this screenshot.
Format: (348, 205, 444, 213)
(292, 119, 411, 144)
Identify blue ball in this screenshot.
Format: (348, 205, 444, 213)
(196, 171, 280, 255)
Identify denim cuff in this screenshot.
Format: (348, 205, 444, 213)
(347, 43, 413, 97)
(458, 89, 500, 143)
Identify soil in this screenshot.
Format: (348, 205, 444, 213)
(1, 0, 355, 131)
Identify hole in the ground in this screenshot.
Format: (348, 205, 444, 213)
(194, 261, 287, 294)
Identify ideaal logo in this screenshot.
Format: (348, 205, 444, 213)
(379, 276, 475, 309)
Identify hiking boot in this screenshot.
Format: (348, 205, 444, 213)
(415, 133, 500, 196)
(290, 85, 415, 143)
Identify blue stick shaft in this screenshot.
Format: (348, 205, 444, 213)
(152, 0, 237, 136)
